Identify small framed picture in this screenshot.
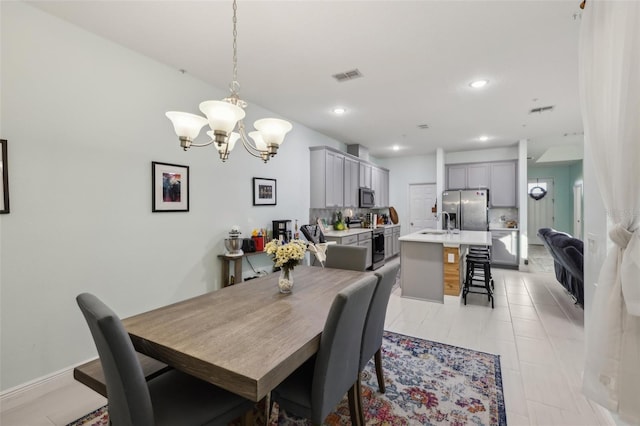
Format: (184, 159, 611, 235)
(253, 177, 276, 206)
(0, 139, 9, 214)
(152, 161, 189, 212)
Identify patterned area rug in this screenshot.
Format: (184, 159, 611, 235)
(68, 332, 506, 426)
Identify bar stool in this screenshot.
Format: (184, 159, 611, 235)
(463, 246, 494, 308)
(468, 246, 494, 290)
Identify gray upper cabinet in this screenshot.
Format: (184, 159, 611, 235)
(343, 157, 359, 207)
(490, 161, 517, 207)
(310, 148, 344, 208)
(446, 160, 517, 207)
(310, 146, 389, 209)
(447, 163, 489, 189)
(359, 162, 372, 189)
(447, 165, 467, 190)
(466, 163, 489, 189)
(380, 169, 389, 207)
(370, 166, 389, 207)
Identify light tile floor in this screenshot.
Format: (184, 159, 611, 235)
(384, 256, 613, 426)
(1, 255, 614, 426)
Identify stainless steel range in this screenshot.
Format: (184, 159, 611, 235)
(372, 227, 385, 270)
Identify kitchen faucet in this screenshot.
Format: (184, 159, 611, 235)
(438, 211, 452, 235)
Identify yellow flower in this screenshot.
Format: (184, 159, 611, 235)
(264, 239, 307, 270)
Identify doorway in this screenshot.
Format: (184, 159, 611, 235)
(409, 183, 437, 232)
(573, 183, 583, 239)
(527, 178, 555, 244)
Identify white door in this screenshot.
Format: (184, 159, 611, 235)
(409, 183, 437, 232)
(573, 183, 583, 239)
(527, 178, 554, 244)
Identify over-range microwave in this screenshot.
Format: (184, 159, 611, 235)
(359, 187, 375, 208)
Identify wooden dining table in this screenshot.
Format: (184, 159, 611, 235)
(122, 265, 372, 402)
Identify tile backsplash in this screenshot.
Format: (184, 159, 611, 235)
(489, 207, 518, 227)
(309, 207, 391, 225)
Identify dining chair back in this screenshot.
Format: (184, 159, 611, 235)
(324, 244, 368, 271)
(272, 274, 377, 425)
(77, 293, 154, 426)
(76, 293, 252, 426)
(359, 262, 401, 375)
(355, 262, 400, 424)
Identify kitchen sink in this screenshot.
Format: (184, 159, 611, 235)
(421, 230, 446, 235)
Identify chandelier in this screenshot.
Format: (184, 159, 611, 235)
(165, 0, 292, 163)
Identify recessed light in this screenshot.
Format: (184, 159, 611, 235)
(333, 107, 346, 115)
(479, 135, 489, 142)
(392, 145, 400, 151)
(469, 79, 489, 89)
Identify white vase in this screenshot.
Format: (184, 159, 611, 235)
(278, 267, 293, 294)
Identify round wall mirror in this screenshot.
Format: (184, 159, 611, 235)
(528, 185, 547, 200)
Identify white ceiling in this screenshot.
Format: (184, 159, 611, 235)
(29, 0, 585, 162)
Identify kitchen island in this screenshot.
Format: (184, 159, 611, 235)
(399, 229, 492, 303)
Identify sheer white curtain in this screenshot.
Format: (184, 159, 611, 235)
(579, 1, 640, 423)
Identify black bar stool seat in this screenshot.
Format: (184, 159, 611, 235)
(463, 249, 494, 308)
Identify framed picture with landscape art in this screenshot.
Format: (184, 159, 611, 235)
(152, 161, 189, 212)
(253, 177, 276, 206)
(1, 139, 8, 214)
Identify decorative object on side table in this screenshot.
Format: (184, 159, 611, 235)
(264, 239, 307, 294)
(0, 139, 9, 214)
(224, 225, 244, 257)
(253, 177, 276, 205)
(152, 161, 189, 212)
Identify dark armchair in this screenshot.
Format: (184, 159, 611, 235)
(536, 228, 584, 305)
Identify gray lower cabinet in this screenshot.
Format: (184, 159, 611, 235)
(325, 234, 358, 246)
(393, 227, 401, 256)
(384, 228, 393, 259)
(324, 231, 372, 269)
(490, 230, 519, 267)
(384, 225, 401, 258)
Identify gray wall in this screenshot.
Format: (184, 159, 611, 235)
(0, 2, 342, 391)
(377, 154, 437, 235)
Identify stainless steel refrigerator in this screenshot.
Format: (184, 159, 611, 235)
(442, 189, 489, 231)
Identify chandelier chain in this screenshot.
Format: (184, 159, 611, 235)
(165, 0, 291, 163)
(231, 0, 239, 95)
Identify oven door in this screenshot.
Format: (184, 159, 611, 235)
(372, 231, 385, 268)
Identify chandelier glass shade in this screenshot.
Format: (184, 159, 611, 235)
(165, 0, 292, 163)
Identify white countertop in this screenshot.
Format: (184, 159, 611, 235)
(380, 224, 401, 229)
(399, 229, 492, 247)
(489, 226, 519, 231)
(323, 228, 373, 237)
(323, 223, 399, 238)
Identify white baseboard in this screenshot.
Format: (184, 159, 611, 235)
(0, 359, 93, 413)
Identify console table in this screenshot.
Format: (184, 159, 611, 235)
(218, 251, 267, 287)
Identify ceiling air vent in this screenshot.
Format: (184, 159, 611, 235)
(417, 124, 430, 129)
(529, 105, 555, 114)
(332, 69, 363, 82)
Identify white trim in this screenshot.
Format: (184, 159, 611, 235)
(0, 358, 95, 413)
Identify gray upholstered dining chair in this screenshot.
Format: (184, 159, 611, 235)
(356, 262, 401, 424)
(76, 293, 254, 426)
(324, 244, 368, 271)
(271, 275, 377, 426)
